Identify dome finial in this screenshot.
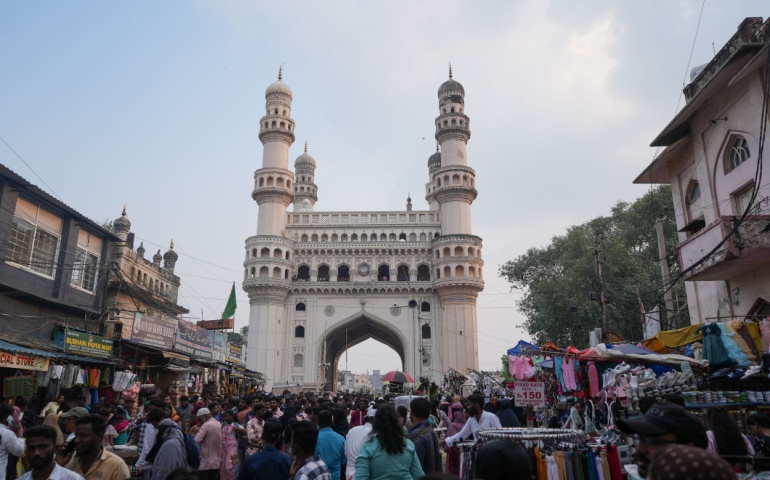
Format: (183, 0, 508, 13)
(304, 140, 308, 153)
(170, 239, 174, 250)
(449, 62, 453, 79)
(122, 204, 127, 217)
(278, 65, 282, 81)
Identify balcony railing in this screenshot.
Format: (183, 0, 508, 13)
(678, 215, 770, 281)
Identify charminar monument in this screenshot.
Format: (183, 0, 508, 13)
(244, 67, 484, 391)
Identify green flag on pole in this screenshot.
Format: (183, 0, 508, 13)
(222, 282, 237, 319)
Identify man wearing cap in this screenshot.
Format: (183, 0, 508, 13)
(192, 408, 222, 480)
(344, 406, 375, 480)
(617, 401, 708, 478)
(60, 407, 90, 443)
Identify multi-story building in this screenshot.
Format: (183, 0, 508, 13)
(244, 68, 484, 390)
(635, 17, 770, 322)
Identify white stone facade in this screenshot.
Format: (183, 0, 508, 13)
(245, 68, 483, 391)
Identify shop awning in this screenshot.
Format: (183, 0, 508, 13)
(0, 339, 121, 365)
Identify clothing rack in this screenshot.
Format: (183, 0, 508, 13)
(475, 427, 587, 444)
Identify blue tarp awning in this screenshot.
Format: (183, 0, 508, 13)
(606, 343, 656, 356)
(507, 340, 539, 356)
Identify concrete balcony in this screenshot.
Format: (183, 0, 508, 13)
(678, 215, 770, 281)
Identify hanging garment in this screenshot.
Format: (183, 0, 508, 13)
(695, 323, 735, 369)
(546, 455, 559, 480)
(564, 451, 574, 480)
(573, 451, 584, 480)
(762, 321, 770, 352)
(554, 356, 567, 391)
(600, 450, 611, 480)
(730, 319, 760, 360)
(562, 358, 578, 391)
(594, 455, 604, 480)
(746, 321, 764, 352)
(717, 323, 751, 367)
(606, 446, 623, 480)
(534, 447, 547, 480)
(588, 362, 600, 397)
(508, 355, 518, 378)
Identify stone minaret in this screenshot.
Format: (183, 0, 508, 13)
(425, 143, 441, 211)
(293, 141, 318, 211)
(431, 65, 483, 372)
(244, 68, 296, 380)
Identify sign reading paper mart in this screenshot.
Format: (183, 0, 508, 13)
(64, 330, 113, 358)
(514, 381, 546, 408)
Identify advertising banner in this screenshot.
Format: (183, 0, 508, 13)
(64, 330, 113, 358)
(514, 381, 546, 408)
(226, 343, 243, 364)
(129, 313, 176, 350)
(212, 332, 227, 362)
(174, 319, 214, 361)
(0, 350, 50, 371)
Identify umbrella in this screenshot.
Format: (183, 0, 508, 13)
(381, 371, 415, 383)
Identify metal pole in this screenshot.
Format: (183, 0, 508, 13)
(656, 218, 676, 329)
(594, 233, 607, 341)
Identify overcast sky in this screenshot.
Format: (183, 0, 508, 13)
(1, 2, 766, 376)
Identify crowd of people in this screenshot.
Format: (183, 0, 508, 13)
(0, 388, 767, 480)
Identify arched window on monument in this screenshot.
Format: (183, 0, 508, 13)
(294, 354, 303, 368)
(397, 265, 410, 282)
(417, 265, 430, 281)
(297, 265, 310, 281)
(422, 324, 431, 339)
(338, 265, 350, 281)
(421, 301, 431, 312)
(296, 302, 306, 311)
(318, 265, 330, 281)
(378, 264, 390, 281)
(295, 326, 305, 338)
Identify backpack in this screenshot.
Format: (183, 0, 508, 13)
(184, 434, 200, 469)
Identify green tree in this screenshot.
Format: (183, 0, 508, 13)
(240, 325, 249, 337)
(498, 186, 687, 347)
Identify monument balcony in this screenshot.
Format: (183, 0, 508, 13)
(433, 276, 484, 292)
(245, 235, 295, 248)
(242, 277, 292, 289)
(678, 215, 770, 281)
(251, 186, 293, 205)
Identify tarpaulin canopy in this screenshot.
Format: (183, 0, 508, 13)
(606, 343, 656, 356)
(507, 340, 539, 356)
(642, 324, 704, 352)
(579, 343, 709, 368)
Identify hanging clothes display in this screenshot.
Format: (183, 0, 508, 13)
(695, 323, 735, 369)
(745, 320, 763, 352)
(716, 323, 751, 367)
(729, 319, 760, 360)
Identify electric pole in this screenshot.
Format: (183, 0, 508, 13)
(594, 233, 607, 342)
(656, 217, 676, 329)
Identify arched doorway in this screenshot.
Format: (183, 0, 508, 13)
(319, 311, 407, 392)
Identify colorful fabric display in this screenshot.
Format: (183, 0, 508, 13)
(717, 323, 750, 367)
(695, 323, 734, 369)
(761, 321, 770, 352)
(745, 321, 763, 352)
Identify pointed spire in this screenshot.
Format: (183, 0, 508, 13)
(278, 65, 282, 81)
(304, 140, 308, 153)
(121, 204, 127, 217)
(170, 239, 174, 250)
(449, 62, 453, 79)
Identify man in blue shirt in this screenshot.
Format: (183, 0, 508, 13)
(314, 410, 346, 480)
(237, 419, 291, 480)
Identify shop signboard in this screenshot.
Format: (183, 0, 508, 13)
(226, 343, 243, 364)
(174, 319, 214, 361)
(514, 381, 546, 408)
(212, 332, 227, 362)
(0, 350, 50, 371)
(129, 313, 176, 350)
(64, 330, 113, 358)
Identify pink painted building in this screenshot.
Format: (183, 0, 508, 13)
(635, 17, 770, 323)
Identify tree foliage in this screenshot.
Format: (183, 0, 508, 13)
(498, 186, 687, 348)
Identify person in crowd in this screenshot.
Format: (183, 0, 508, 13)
(333, 408, 351, 437)
(290, 420, 331, 480)
(345, 406, 375, 480)
(21, 425, 83, 480)
(495, 399, 521, 428)
(42, 412, 64, 448)
(192, 408, 222, 480)
(408, 398, 441, 475)
(110, 407, 129, 446)
(136, 408, 165, 473)
(354, 404, 424, 480)
(647, 444, 736, 480)
(350, 400, 369, 428)
(75, 396, 90, 413)
(441, 394, 501, 447)
(0, 404, 25, 480)
(245, 403, 266, 457)
(39, 397, 63, 419)
(177, 396, 194, 432)
(61, 408, 90, 443)
(315, 411, 346, 480)
(396, 406, 409, 436)
(268, 398, 283, 420)
(237, 419, 291, 480)
(443, 403, 466, 476)
(65, 415, 130, 480)
(706, 407, 754, 455)
(474, 440, 531, 480)
(165, 403, 181, 425)
(748, 413, 770, 456)
(436, 402, 450, 429)
(617, 402, 708, 479)
(236, 398, 251, 425)
(149, 418, 188, 480)
(220, 409, 243, 480)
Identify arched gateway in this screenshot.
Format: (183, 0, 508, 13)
(244, 67, 484, 391)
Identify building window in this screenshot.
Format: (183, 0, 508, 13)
(8, 216, 59, 277)
(727, 136, 750, 172)
(734, 184, 755, 215)
(71, 248, 99, 292)
(422, 324, 431, 339)
(687, 181, 701, 205)
(293, 354, 303, 368)
(421, 301, 431, 312)
(295, 325, 305, 338)
(296, 302, 306, 311)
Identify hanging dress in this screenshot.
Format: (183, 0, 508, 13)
(726, 319, 757, 362)
(761, 321, 770, 352)
(695, 323, 734, 369)
(717, 323, 751, 367)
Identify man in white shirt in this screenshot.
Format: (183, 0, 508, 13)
(441, 394, 501, 446)
(344, 406, 375, 480)
(0, 404, 25, 480)
(20, 425, 84, 480)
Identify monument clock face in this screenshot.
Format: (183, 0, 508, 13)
(358, 264, 370, 276)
